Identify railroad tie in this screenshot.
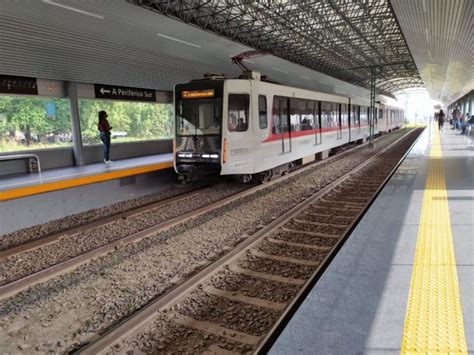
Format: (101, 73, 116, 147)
(280, 226, 339, 239)
(203, 285, 286, 311)
(250, 249, 319, 266)
(267, 237, 331, 252)
(229, 265, 305, 285)
(173, 313, 262, 345)
(293, 218, 350, 228)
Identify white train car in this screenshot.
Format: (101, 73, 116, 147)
(174, 75, 403, 182)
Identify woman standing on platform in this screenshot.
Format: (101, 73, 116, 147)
(98, 110, 112, 163)
(438, 109, 445, 132)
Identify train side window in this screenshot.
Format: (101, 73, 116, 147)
(341, 104, 348, 126)
(258, 95, 268, 129)
(333, 103, 339, 127)
(351, 104, 359, 126)
(228, 94, 249, 132)
(302, 100, 315, 130)
(321, 101, 332, 128)
(280, 97, 289, 133)
(291, 98, 308, 132)
(272, 96, 289, 134)
(272, 97, 280, 133)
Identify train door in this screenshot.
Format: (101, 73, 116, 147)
(315, 101, 322, 145)
(352, 105, 361, 137)
(254, 91, 269, 172)
(337, 103, 343, 139)
(273, 96, 291, 153)
(223, 80, 254, 175)
(378, 107, 383, 131)
(348, 100, 352, 142)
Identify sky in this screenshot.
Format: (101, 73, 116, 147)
(395, 90, 442, 124)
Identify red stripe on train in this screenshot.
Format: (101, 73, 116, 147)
(262, 124, 368, 143)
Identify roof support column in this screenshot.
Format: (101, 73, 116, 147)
(67, 81, 85, 166)
(469, 91, 473, 114)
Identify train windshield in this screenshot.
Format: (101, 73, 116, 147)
(176, 98, 222, 136)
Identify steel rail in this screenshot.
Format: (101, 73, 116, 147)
(256, 127, 425, 353)
(76, 128, 422, 355)
(1, 131, 373, 260)
(0, 186, 208, 259)
(0, 132, 389, 301)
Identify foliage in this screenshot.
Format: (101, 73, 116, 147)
(0, 95, 173, 152)
(79, 99, 173, 144)
(0, 96, 71, 152)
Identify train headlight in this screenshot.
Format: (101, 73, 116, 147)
(200, 153, 219, 159)
(177, 152, 193, 158)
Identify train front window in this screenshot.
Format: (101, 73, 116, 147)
(176, 98, 221, 136)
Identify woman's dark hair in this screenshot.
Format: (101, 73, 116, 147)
(98, 110, 107, 121)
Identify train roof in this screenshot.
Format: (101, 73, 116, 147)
(180, 74, 402, 110)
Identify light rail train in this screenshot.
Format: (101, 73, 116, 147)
(173, 74, 403, 182)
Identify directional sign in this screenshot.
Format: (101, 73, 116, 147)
(0, 75, 38, 95)
(94, 84, 156, 102)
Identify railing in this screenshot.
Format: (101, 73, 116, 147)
(0, 154, 41, 173)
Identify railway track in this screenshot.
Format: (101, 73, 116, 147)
(76, 128, 423, 354)
(0, 182, 243, 299)
(0, 186, 208, 259)
(0, 130, 401, 301)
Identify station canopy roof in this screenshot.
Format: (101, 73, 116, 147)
(391, 0, 473, 105)
(131, 0, 425, 96)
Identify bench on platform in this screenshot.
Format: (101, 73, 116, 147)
(0, 153, 42, 173)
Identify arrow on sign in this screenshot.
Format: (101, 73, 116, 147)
(100, 87, 111, 94)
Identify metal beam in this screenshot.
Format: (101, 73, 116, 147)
(129, 0, 424, 94)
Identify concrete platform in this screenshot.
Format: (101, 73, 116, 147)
(0, 153, 173, 201)
(0, 154, 175, 235)
(270, 126, 474, 354)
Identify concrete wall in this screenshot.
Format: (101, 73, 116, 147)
(0, 168, 176, 235)
(0, 139, 172, 176)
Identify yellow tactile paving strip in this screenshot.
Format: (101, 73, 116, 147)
(0, 161, 173, 201)
(400, 129, 467, 354)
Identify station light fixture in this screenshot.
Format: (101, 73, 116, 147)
(42, 0, 104, 19)
(156, 33, 201, 48)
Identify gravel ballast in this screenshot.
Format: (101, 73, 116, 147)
(0, 129, 417, 354)
(0, 183, 198, 251)
(0, 182, 246, 285)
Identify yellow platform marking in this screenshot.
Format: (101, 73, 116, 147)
(401, 129, 467, 354)
(0, 161, 173, 201)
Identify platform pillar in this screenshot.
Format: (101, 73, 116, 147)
(67, 81, 84, 166)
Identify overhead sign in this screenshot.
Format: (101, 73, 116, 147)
(94, 84, 156, 102)
(0, 75, 38, 95)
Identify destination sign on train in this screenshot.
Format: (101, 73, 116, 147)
(182, 89, 215, 99)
